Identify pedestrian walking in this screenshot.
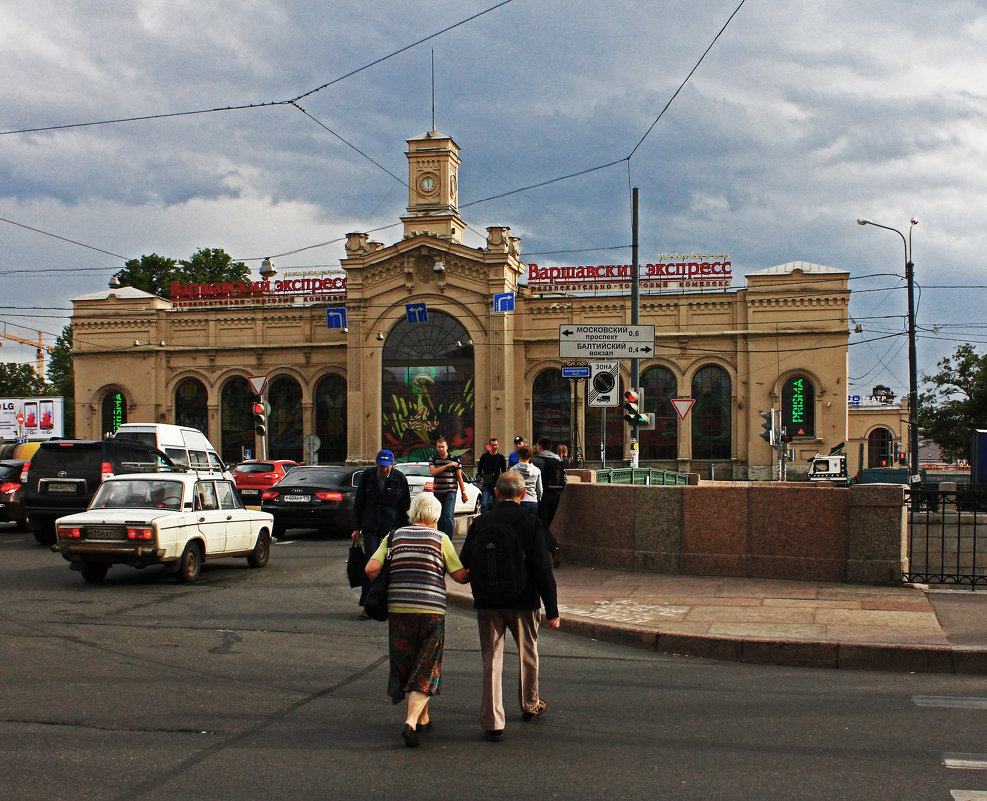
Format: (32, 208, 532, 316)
(458, 471, 560, 742)
(508, 435, 525, 467)
(428, 437, 467, 539)
(532, 436, 566, 566)
(509, 444, 541, 514)
(365, 493, 469, 748)
(351, 449, 411, 619)
(476, 437, 507, 513)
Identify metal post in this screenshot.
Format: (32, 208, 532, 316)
(630, 188, 640, 457)
(906, 257, 920, 481)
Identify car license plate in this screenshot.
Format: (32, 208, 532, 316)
(47, 483, 77, 493)
(86, 527, 123, 540)
(240, 489, 260, 496)
(284, 495, 310, 503)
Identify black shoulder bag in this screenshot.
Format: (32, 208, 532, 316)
(363, 532, 394, 621)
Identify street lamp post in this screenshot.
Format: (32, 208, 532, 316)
(857, 217, 920, 482)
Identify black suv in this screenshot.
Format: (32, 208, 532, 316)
(24, 439, 176, 544)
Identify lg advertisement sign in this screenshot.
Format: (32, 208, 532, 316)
(0, 396, 64, 440)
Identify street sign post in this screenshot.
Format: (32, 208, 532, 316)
(559, 324, 655, 359)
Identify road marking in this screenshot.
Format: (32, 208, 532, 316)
(914, 696, 987, 710)
(943, 754, 987, 770)
(951, 792, 987, 800)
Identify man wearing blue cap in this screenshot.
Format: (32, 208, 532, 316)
(351, 449, 411, 619)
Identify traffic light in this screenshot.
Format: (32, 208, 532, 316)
(759, 409, 776, 445)
(253, 398, 267, 437)
(622, 389, 648, 426)
(780, 429, 792, 444)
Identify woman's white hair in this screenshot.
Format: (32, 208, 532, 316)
(409, 492, 442, 525)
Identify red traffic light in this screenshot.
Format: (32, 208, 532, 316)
(623, 389, 640, 404)
(252, 402, 264, 415)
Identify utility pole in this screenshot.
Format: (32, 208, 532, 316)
(630, 187, 640, 468)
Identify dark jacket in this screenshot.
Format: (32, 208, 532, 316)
(352, 466, 411, 534)
(459, 500, 559, 618)
(476, 451, 507, 486)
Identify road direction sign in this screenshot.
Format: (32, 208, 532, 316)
(493, 292, 515, 312)
(326, 307, 347, 329)
(406, 302, 428, 323)
(559, 324, 655, 359)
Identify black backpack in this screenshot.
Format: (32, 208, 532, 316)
(536, 454, 567, 489)
(465, 509, 529, 604)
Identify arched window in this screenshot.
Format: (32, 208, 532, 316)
(101, 390, 127, 436)
(532, 369, 570, 449)
(268, 375, 303, 462)
(220, 377, 255, 464)
(867, 427, 894, 468)
(174, 378, 208, 435)
(639, 366, 677, 460)
(584, 373, 624, 462)
(691, 365, 731, 459)
(782, 375, 815, 438)
(315, 374, 347, 463)
(382, 310, 474, 463)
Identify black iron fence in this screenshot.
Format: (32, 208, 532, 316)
(904, 485, 987, 589)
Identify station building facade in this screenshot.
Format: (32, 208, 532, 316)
(69, 129, 898, 478)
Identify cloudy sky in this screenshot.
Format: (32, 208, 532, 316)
(2, 0, 986, 401)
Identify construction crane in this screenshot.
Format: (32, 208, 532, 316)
(0, 330, 53, 378)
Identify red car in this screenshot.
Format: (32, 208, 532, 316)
(233, 460, 299, 504)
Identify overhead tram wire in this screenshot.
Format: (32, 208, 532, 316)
(0, 2, 514, 138)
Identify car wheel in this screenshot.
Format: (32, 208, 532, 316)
(247, 531, 271, 568)
(16, 512, 30, 532)
(34, 522, 56, 546)
(176, 541, 203, 584)
(81, 563, 109, 583)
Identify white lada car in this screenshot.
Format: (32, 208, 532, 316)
(51, 473, 274, 583)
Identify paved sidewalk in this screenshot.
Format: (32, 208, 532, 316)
(446, 565, 987, 674)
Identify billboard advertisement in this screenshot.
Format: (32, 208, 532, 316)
(0, 396, 64, 440)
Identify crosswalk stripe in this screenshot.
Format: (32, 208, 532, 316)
(951, 792, 987, 800)
(944, 754, 987, 770)
(913, 696, 987, 710)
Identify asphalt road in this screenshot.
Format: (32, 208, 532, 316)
(2, 523, 986, 801)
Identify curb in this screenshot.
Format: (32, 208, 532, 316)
(445, 591, 987, 675)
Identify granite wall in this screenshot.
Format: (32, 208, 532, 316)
(552, 482, 906, 585)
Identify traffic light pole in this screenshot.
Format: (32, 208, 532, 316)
(630, 187, 640, 467)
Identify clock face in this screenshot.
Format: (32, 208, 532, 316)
(419, 174, 437, 193)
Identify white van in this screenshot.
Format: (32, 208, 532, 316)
(112, 424, 233, 481)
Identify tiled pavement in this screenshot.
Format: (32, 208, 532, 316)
(446, 564, 987, 674)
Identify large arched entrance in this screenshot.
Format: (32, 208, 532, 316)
(315, 374, 347, 463)
(867, 427, 894, 468)
(268, 375, 303, 462)
(692, 365, 731, 460)
(381, 310, 475, 463)
(174, 377, 208, 434)
(532, 368, 570, 448)
(220, 377, 255, 464)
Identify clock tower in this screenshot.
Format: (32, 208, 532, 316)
(401, 129, 467, 243)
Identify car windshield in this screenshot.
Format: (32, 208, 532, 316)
(91, 479, 184, 511)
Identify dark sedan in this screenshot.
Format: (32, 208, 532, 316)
(0, 460, 29, 530)
(261, 465, 362, 538)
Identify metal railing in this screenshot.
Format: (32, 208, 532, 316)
(595, 467, 689, 486)
(904, 484, 987, 590)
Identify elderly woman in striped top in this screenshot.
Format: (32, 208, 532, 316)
(365, 491, 469, 748)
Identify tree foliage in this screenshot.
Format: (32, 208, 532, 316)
(0, 362, 47, 396)
(46, 324, 75, 437)
(110, 248, 248, 298)
(918, 344, 987, 461)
